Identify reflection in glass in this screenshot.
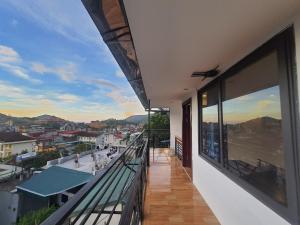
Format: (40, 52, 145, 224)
(201, 86, 220, 161)
(222, 51, 287, 205)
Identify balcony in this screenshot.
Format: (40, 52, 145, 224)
(41, 131, 219, 225)
(144, 148, 218, 225)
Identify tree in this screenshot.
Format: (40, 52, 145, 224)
(20, 151, 60, 169)
(145, 112, 170, 148)
(149, 112, 170, 129)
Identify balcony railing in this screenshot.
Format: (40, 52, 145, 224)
(41, 131, 148, 225)
(175, 136, 183, 160)
(147, 129, 170, 149)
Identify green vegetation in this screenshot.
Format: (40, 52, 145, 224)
(145, 112, 170, 148)
(17, 206, 56, 225)
(20, 151, 60, 169)
(148, 112, 170, 130)
(0, 155, 13, 163)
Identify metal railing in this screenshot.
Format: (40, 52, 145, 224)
(147, 129, 170, 149)
(41, 131, 148, 225)
(175, 136, 183, 160)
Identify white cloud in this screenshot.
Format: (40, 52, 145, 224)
(0, 80, 26, 99)
(106, 89, 144, 115)
(3, 0, 100, 45)
(56, 94, 81, 103)
(92, 78, 118, 89)
(0, 45, 20, 63)
(0, 45, 41, 84)
(31, 62, 50, 74)
(0, 79, 144, 122)
(31, 62, 77, 82)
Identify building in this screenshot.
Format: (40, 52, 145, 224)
(0, 132, 36, 159)
(77, 131, 100, 144)
(16, 166, 92, 216)
(36, 138, 56, 152)
(27, 125, 45, 133)
(97, 133, 116, 147)
(60, 122, 76, 131)
(43, 1, 300, 225)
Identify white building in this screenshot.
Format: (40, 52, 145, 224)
(77, 132, 100, 144)
(83, 1, 300, 224)
(96, 133, 115, 147)
(0, 132, 36, 158)
(43, 1, 300, 225)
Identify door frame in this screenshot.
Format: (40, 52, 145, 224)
(182, 98, 192, 176)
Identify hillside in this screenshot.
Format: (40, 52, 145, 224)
(125, 115, 147, 124)
(0, 113, 66, 126)
(0, 113, 147, 127)
(33, 114, 66, 123)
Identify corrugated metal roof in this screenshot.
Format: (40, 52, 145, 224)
(17, 166, 92, 197)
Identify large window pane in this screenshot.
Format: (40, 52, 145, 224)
(201, 85, 220, 161)
(222, 51, 287, 205)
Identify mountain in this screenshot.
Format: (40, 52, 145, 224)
(33, 114, 66, 123)
(125, 115, 147, 124)
(0, 113, 10, 123)
(0, 112, 147, 127)
(0, 113, 66, 126)
(225, 116, 281, 135)
(240, 116, 281, 130)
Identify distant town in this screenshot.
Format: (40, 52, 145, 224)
(0, 113, 147, 223)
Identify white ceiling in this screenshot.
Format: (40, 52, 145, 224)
(123, 0, 300, 107)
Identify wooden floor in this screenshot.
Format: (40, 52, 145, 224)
(143, 148, 219, 225)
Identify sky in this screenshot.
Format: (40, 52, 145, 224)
(0, 0, 145, 122)
(203, 86, 282, 124)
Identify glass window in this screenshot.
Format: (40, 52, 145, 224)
(201, 84, 220, 161)
(222, 51, 287, 205)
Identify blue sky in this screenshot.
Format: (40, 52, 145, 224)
(0, 0, 144, 122)
(203, 86, 281, 124)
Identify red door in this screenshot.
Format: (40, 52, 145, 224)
(182, 99, 192, 170)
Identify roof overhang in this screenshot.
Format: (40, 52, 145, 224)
(83, 0, 300, 108)
(82, 0, 148, 108)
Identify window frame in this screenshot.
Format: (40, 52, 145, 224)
(198, 81, 223, 165)
(197, 26, 300, 224)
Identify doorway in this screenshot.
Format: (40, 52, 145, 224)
(182, 98, 192, 179)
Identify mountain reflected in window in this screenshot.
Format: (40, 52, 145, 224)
(223, 85, 287, 205)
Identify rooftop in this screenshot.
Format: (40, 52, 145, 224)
(0, 132, 35, 143)
(17, 166, 92, 197)
(77, 131, 100, 137)
(57, 150, 113, 174)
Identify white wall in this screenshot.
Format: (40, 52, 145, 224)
(11, 141, 35, 155)
(166, 12, 300, 225)
(186, 13, 300, 225)
(169, 101, 182, 149)
(189, 91, 291, 225)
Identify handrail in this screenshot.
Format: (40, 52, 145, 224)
(175, 136, 183, 160)
(41, 131, 147, 225)
(119, 138, 148, 225)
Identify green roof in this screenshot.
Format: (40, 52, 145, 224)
(69, 163, 139, 217)
(17, 166, 92, 197)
